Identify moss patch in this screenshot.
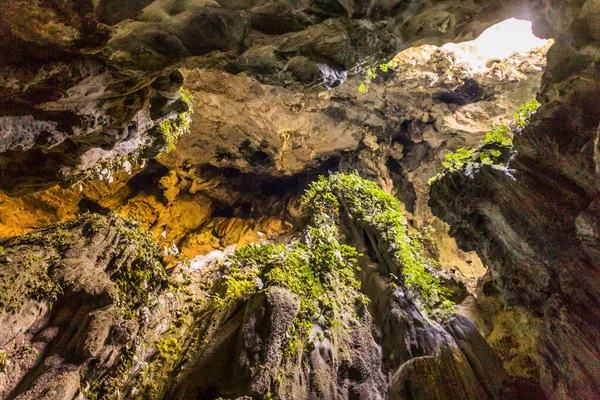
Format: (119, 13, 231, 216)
(212, 219, 365, 358)
(305, 173, 454, 317)
(158, 88, 194, 154)
(429, 99, 541, 184)
(0, 243, 62, 313)
(210, 173, 454, 361)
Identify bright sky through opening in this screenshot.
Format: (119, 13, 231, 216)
(443, 18, 550, 71)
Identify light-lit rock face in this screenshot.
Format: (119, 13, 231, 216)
(1, 0, 600, 399)
(0, 0, 545, 194)
(0, 163, 295, 260)
(0, 36, 547, 280)
(430, 1, 600, 398)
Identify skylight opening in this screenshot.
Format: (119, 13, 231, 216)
(442, 18, 552, 72)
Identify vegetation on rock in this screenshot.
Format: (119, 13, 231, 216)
(513, 99, 541, 133)
(61, 88, 194, 186)
(305, 173, 454, 316)
(0, 215, 182, 400)
(210, 172, 454, 361)
(429, 99, 540, 184)
(358, 59, 398, 93)
(158, 88, 194, 154)
(212, 205, 366, 358)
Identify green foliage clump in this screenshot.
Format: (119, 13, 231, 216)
(213, 210, 365, 357)
(304, 173, 454, 316)
(112, 218, 171, 319)
(213, 173, 453, 358)
(513, 99, 541, 130)
(428, 125, 514, 184)
(358, 60, 398, 93)
(429, 99, 541, 184)
(157, 338, 183, 361)
(158, 88, 194, 153)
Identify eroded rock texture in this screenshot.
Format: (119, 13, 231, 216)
(0, 215, 173, 399)
(0, 23, 547, 274)
(0, 184, 519, 399)
(1, 0, 600, 399)
(430, 1, 600, 398)
(0, 0, 548, 194)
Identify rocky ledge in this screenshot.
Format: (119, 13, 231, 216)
(1, 0, 600, 399)
(1, 175, 539, 399)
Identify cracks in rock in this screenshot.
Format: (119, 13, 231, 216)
(436, 78, 486, 105)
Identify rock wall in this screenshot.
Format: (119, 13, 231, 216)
(0, 215, 174, 399)
(430, 1, 600, 398)
(0, 24, 548, 279)
(0, 176, 527, 399)
(1, 0, 599, 399)
(0, 0, 537, 194)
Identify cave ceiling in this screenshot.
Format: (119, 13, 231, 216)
(1, 0, 600, 399)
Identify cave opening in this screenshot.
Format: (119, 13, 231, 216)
(441, 18, 550, 72)
(3, 2, 599, 399)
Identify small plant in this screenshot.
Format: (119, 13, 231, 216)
(428, 125, 514, 184)
(429, 99, 541, 184)
(157, 338, 182, 361)
(358, 60, 398, 93)
(513, 99, 541, 131)
(158, 88, 194, 154)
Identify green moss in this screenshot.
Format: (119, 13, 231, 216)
(134, 329, 187, 399)
(214, 233, 364, 358)
(212, 173, 453, 363)
(429, 99, 541, 184)
(157, 338, 183, 361)
(112, 218, 170, 319)
(158, 88, 194, 154)
(304, 173, 454, 317)
(0, 249, 63, 313)
(179, 88, 194, 113)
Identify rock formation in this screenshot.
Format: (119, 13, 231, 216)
(1, 0, 599, 399)
(429, 2, 600, 397)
